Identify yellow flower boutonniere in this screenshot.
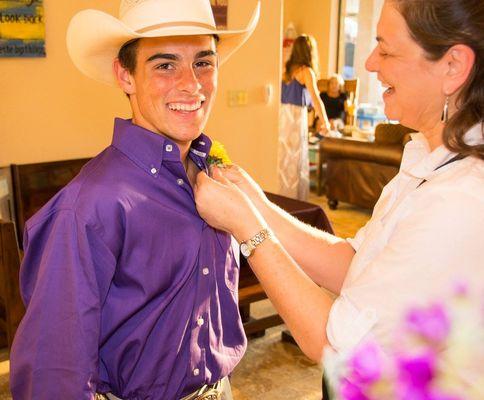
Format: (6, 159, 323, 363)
(207, 140, 232, 167)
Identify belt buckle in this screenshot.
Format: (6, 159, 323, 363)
(196, 388, 222, 400)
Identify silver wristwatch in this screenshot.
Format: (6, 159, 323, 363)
(240, 228, 273, 258)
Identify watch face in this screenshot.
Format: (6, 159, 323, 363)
(240, 243, 251, 258)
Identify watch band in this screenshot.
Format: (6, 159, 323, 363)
(240, 228, 273, 258)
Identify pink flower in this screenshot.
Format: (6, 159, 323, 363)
(339, 378, 371, 400)
(348, 342, 384, 384)
(397, 351, 436, 391)
(405, 304, 450, 344)
(338, 342, 384, 400)
(452, 281, 469, 297)
(333, 283, 480, 400)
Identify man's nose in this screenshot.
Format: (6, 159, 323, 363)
(176, 66, 202, 94)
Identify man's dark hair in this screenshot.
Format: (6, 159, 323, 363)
(118, 39, 140, 74)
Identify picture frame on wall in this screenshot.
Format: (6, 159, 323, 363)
(0, 0, 46, 58)
(210, 0, 228, 29)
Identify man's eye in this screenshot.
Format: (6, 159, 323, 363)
(155, 63, 174, 70)
(195, 60, 213, 68)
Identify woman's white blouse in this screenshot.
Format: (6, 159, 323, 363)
(327, 124, 484, 353)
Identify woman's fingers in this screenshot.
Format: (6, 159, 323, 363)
(194, 169, 209, 191)
(211, 166, 233, 186)
(210, 164, 244, 185)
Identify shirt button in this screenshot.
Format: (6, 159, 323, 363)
(177, 179, 184, 186)
(197, 317, 204, 327)
(193, 368, 200, 376)
(150, 167, 157, 175)
(202, 267, 210, 276)
(165, 144, 173, 152)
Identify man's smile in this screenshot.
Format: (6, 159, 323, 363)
(167, 99, 205, 112)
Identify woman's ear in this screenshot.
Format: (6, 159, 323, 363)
(442, 44, 475, 96)
(113, 58, 136, 95)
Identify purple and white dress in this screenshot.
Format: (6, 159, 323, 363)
(278, 79, 312, 200)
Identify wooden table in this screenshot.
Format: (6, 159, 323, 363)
(238, 192, 334, 339)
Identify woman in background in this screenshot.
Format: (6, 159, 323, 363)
(279, 34, 330, 200)
(320, 73, 348, 131)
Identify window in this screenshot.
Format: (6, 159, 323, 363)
(338, 0, 385, 106)
(340, 0, 359, 79)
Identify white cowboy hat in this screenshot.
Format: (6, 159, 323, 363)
(67, 0, 260, 86)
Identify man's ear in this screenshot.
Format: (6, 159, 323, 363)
(113, 58, 136, 95)
(442, 44, 475, 96)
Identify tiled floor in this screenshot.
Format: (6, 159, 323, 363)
(231, 302, 322, 400)
(0, 194, 371, 399)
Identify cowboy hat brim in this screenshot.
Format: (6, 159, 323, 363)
(66, 3, 260, 86)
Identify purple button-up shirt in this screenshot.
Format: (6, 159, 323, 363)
(10, 118, 246, 400)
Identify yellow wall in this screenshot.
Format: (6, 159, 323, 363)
(206, 0, 282, 191)
(283, 0, 339, 78)
(1, 1, 131, 166)
(0, 0, 283, 191)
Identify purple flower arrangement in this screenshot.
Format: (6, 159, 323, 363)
(326, 283, 484, 400)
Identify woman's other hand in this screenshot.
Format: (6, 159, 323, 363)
(194, 170, 266, 241)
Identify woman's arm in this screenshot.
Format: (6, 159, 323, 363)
(211, 166, 355, 294)
(251, 196, 354, 294)
(243, 231, 335, 361)
(301, 67, 331, 133)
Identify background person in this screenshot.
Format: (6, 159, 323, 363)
(9, 1, 259, 399)
(279, 34, 331, 201)
(195, 0, 483, 392)
(319, 73, 348, 131)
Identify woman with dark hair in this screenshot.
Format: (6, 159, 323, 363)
(195, 0, 483, 393)
(278, 34, 330, 200)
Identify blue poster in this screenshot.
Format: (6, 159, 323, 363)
(0, 0, 46, 57)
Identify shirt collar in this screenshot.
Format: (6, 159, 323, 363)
(111, 118, 212, 175)
(400, 123, 483, 180)
(189, 135, 212, 168)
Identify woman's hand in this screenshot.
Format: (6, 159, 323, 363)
(210, 164, 267, 205)
(194, 170, 267, 242)
(315, 117, 331, 137)
(318, 123, 330, 137)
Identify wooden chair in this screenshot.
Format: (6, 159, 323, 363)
(310, 78, 360, 130)
(11, 158, 91, 247)
(0, 219, 24, 350)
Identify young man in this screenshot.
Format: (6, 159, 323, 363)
(9, 1, 259, 399)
